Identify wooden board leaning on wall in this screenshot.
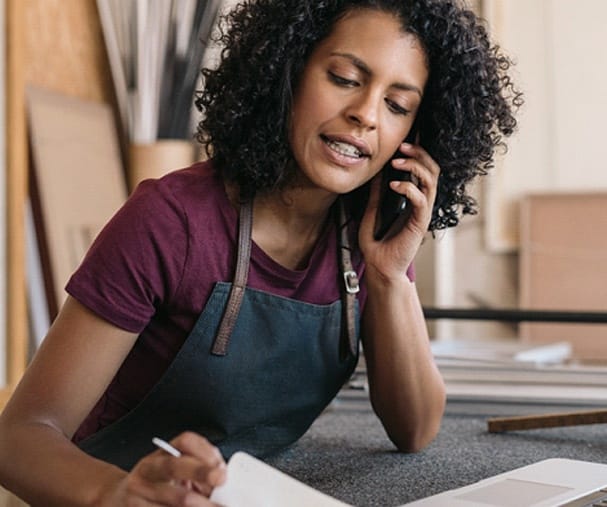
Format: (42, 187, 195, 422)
(5, 0, 119, 404)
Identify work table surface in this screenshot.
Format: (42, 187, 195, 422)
(265, 391, 607, 507)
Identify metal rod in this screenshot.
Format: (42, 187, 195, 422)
(423, 307, 607, 324)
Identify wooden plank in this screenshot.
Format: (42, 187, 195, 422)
(27, 87, 127, 312)
(6, 0, 28, 389)
(4, 0, 120, 395)
(488, 408, 607, 433)
(24, 0, 114, 104)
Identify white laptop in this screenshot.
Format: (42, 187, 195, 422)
(404, 458, 607, 507)
(211, 453, 607, 507)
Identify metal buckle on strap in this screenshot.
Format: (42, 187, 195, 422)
(343, 270, 360, 294)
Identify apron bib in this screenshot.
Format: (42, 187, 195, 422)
(79, 200, 360, 470)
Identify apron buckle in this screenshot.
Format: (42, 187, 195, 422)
(343, 270, 360, 294)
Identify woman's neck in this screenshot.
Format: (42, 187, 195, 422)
(254, 186, 337, 270)
(225, 181, 337, 270)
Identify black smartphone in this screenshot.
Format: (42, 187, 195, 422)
(373, 125, 419, 240)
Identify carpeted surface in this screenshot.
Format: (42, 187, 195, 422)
(265, 392, 607, 507)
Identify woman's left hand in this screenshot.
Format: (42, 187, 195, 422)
(359, 141, 440, 281)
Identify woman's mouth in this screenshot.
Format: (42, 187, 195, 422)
(321, 135, 370, 159)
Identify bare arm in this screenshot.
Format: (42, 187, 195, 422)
(359, 142, 446, 452)
(0, 296, 225, 506)
(361, 274, 445, 452)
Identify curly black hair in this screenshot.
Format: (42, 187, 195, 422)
(195, 0, 523, 231)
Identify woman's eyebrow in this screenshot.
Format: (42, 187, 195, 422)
(330, 51, 423, 98)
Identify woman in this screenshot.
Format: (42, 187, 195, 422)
(0, 0, 521, 505)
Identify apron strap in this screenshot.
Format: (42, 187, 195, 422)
(211, 200, 253, 356)
(337, 200, 360, 358)
(211, 198, 358, 357)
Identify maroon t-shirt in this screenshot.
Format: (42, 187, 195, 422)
(67, 161, 374, 441)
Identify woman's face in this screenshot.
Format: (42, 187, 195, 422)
(289, 8, 428, 196)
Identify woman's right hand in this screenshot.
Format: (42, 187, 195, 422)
(103, 432, 227, 506)
(0, 299, 226, 507)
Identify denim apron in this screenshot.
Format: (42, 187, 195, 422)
(79, 200, 360, 471)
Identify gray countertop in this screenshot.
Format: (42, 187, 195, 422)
(265, 391, 607, 507)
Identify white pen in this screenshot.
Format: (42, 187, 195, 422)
(152, 437, 182, 457)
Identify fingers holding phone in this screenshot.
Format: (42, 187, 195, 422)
(372, 138, 439, 242)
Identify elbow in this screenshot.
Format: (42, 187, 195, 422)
(380, 392, 446, 453)
(387, 416, 442, 453)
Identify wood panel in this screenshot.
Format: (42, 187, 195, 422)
(6, 0, 27, 392)
(520, 193, 607, 360)
(4, 0, 117, 402)
(483, 0, 607, 252)
(24, 0, 114, 103)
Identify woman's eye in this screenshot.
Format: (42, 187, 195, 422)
(386, 99, 409, 116)
(328, 71, 358, 87)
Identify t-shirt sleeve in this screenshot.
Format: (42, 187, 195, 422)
(65, 179, 189, 333)
(407, 262, 415, 282)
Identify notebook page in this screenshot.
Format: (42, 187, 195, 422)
(210, 452, 353, 507)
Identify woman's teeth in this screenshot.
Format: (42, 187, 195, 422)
(324, 138, 363, 158)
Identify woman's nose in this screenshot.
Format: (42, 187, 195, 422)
(345, 92, 378, 130)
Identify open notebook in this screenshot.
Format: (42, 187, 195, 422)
(211, 453, 607, 507)
(210, 452, 351, 506)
